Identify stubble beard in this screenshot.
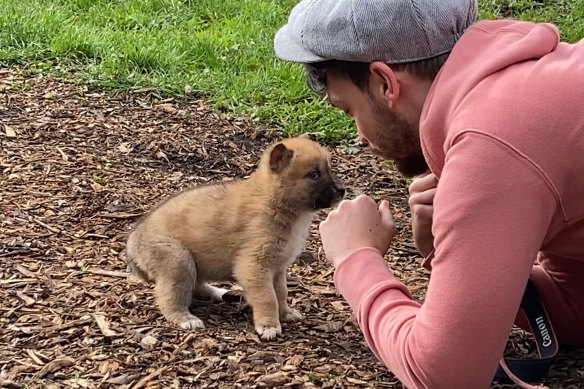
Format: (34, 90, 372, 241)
(370, 101, 429, 177)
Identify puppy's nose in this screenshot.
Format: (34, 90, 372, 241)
(336, 186, 346, 197)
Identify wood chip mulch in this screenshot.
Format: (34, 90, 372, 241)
(0, 68, 582, 389)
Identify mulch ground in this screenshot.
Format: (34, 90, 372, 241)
(0, 68, 582, 389)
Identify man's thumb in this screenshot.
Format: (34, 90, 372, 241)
(379, 200, 394, 224)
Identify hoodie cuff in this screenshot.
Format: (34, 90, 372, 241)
(334, 247, 400, 311)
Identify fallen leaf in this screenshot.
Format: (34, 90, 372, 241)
(156, 150, 168, 161)
(331, 301, 345, 311)
(315, 321, 344, 333)
(93, 314, 117, 337)
(68, 378, 90, 388)
(157, 103, 177, 114)
(106, 373, 142, 385)
(346, 377, 369, 384)
(38, 357, 76, 378)
(140, 335, 159, 349)
(16, 291, 35, 306)
(26, 349, 48, 365)
(44, 91, 58, 99)
(257, 371, 287, 386)
(90, 182, 103, 192)
(132, 367, 166, 389)
(285, 354, 304, 366)
(56, 146, 69, 162)
(99, 360, 119, 374)
(118, 144, 131, 153)
(4, 125, 16, 138)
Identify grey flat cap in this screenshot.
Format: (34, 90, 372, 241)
(274, 0, 478, 64)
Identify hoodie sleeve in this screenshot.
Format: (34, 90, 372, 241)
(334, 132, 557, 389)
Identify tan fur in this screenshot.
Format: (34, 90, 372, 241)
(126, 137, 344, 340)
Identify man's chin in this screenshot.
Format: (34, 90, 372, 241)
(395, 156, 430, 178)
(366, 146, 429, 177)
(369, 151, 427, 177)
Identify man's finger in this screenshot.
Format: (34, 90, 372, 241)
(413, 171, 432, 179)
(411, 203, 433, 219)
(408, 188, 437, 206)
(409, 173, 438, 194)
(379, 200, 394, 225)
(355, 193, 375, 205)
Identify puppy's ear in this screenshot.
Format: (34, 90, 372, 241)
(269, 143, 294, 173)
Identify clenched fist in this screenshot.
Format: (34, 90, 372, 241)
(408, 173, 438, 258)
(319, 194, 396, 269)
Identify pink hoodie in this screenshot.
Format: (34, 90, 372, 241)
(335, 20, 584, 389)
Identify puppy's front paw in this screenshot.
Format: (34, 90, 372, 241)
(255, 324, 282, 340)
(281, 309, 303, 323)
(177, 314, 205, 330)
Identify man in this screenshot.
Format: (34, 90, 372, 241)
(274, 0, 584, 388)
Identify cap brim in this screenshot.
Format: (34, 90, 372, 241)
(274, 24, 328, 63)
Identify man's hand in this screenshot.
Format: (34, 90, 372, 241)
(408, 173, 438, 258)
(319, 194, 396, 269)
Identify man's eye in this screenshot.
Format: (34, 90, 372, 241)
(307, 170, 320, 180)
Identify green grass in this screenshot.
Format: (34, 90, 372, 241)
(481, 0, 584, 41)
(0, 0, 583, 143)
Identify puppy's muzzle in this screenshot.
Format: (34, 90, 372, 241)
(314, 178, 345, 209)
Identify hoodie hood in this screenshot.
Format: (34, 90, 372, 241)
(419, 20, 561, 176)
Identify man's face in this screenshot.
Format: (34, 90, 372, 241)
(326, 71, 428, 177)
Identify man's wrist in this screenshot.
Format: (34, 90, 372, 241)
(333, 246, 382, 269)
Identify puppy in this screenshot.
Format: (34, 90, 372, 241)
(126, 137, 345, 339)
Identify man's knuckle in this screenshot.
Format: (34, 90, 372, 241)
(412, 205, 425, 217)
(408, 196, 417, 206)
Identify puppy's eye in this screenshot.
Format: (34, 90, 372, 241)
(306, 169, 320, 180)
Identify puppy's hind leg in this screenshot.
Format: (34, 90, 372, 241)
(274, 270, 303, 323)
(149, 242, 205, 330)
(194, 283, 229, 303)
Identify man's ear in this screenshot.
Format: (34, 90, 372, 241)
(369, 62, 401, 109)
(269, 143, 294, 173)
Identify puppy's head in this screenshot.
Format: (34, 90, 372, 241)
(260, 136, 345, 211)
